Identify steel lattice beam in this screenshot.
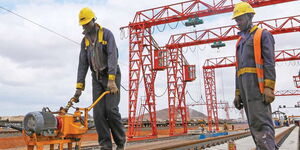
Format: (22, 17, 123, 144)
(203, 68, 219, 131)
(126, 0, 298, 140)
(275, 90, 300, 96)
(165, 15, 300, 132)
(167, 15, 300, 48)
(201, 48, 300, 131)
(127, 26, 158, 140)
(187, 101, 236, 120)
(203, 48, 300, 69)
(123, 0, 295, 29)
(167, 47, 188, 135)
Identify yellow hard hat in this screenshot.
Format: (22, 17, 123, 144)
(79, 7, 95, 26)
(232, 2, 255, 19)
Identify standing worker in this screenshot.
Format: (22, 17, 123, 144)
(73, 7, 126, 150)
(232, 2, 277, 150)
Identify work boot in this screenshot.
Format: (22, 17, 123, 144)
(116, 145, 124, 150)
(99, 146, 112, 150)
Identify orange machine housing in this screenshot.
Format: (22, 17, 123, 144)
(23, 109, 89, 150)
(22, 91, 110, 150)
(57, 113, 88, 137)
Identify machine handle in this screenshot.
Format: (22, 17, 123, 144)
(87, 91, 110, 111)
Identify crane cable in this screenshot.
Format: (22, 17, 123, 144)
(167, 21, 179, 29)
(0, 6, 80, 45)
(155, 87, 168, 97)
(156, 23, 166, 32)
(186, 90, 198, 104)
(0, 6, 135, 92)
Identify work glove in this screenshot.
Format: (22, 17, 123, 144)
(107, 80, 119, 94)
(263, 87, 275, 104)
(73, 89, 82, 103)
(233, 95, 243, 110)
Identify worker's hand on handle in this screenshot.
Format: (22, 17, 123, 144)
(263, 87, 275, 104)
(233, 95, 243, 110)
(73, 89, 82, 103)
(107, 80, 119, 94)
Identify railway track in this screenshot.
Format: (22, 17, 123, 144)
(80, 134, 202, 150)
(274, 125, 296, 148)
(1, 126, 296, 149)
(80, 126, 296, 150)
(0, 130, 21, 137)
(0, 130, 20, 134)
(0, 129, 98, 137)
(141, 131, 251, 150)
(143, 126, 296, 150)
(79, 130, 251, 150)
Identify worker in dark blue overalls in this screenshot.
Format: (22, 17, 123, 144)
(232, 2, 277, 150)
(73, 8, 126, 150)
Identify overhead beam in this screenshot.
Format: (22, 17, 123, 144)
(167, 15, 300, 49)
(123, 0, 296, 29)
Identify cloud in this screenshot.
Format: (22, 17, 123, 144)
(0, 0, 299, 120)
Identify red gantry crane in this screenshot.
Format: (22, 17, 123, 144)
(199, 48, 300, 130)
(166, 14, 300, 131)
(123, 0, 297, 140)
(187, 101, 237, 121)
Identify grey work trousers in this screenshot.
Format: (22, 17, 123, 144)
(92, 68, 126, 150)
(238, 73, 277, 150)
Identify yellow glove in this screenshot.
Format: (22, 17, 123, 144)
(107, 80, 119, 94)
(233, 95, 243, 110)
(263, 87, 275, 104)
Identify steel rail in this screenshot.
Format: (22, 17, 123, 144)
(249, 125, 297, 150)
(155, 131, 250, 150)
(274, 126, 296, 148)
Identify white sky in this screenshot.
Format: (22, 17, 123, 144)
(0, 0, 299, 120)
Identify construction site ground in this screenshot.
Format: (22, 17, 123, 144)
(205, 126, 299, 150)
(0, 124, 247, 149)
(2, 124, 299, 150)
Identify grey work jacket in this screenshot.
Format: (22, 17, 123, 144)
(77, 26, 119, 89)
(235, 27, 276, 91)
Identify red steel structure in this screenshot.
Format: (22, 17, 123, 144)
(165, 6, 300, 136)
(124, 0, 296, 140)
(166, 14, 300, 131)
(219, 101, 231, 120)
(125, 0, 295, 29)
(187, 101, 245, 121)
(293, 76, 300, 88)
(167, 15, 300, 48)
(219, 103, 246, 121)
(167, 48, 189, 135)
(201, 48, 300, 130)
(187, 101, 231, 119)
(215, 101, 230, 120)
(275, 90, 300, 96)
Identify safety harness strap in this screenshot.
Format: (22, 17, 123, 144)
(84, 24, 107, 49)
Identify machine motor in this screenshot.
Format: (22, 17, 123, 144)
(23, 111, 57, 136)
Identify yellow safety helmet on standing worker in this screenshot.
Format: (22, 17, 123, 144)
(232, 2, 255, 19)
(79, 7, 95, 25)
